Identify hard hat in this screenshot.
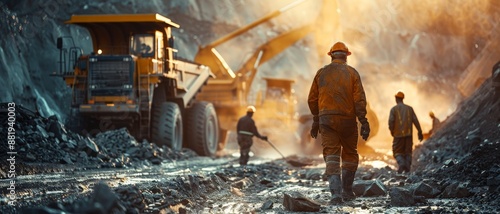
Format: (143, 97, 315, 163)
(246, 105, 256, 113)
(429, 111, 435, 117)
(395, 91, 405, 99)
(327, 42, 351, 56)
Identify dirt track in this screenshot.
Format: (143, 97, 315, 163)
(1, 76, 500, 213)
(1, 149, 499, 213)
(1, 0, 499, 213)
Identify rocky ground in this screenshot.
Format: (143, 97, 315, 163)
(0, 76, 499, 213)
(1, 0, 499, 213)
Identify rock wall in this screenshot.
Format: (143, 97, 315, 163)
(0, 0, 320, 122)
(1, 0, 498, 139)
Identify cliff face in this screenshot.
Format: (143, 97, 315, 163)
(0, 0, 320, 122)
(0, 0, 498, 136)
(0, 2, 498, 212)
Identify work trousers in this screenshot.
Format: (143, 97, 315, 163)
(319, 117, 359, 176)
(392, 136, 413, 172)
(237, 134, 253, 165)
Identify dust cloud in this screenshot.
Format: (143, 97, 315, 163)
(261, 0, 498, 152)
(191, 0, 497, 156)
(333, 0, 497, 150)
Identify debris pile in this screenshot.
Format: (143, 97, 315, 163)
(0, 103, 197, 178)
(92, 128, 197, 168)
(412, 77, 500, 206)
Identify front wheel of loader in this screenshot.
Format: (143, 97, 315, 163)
(184, 101, 219, 157)
(151, 102, 183, 151)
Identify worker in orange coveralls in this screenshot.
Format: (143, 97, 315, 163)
(388, 91, 423, 174)
(308, 41, 370, 204)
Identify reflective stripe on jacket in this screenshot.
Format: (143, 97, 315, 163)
(236, 114, 263, 138)
(238, 131, 254, 136)
(388, 102, 422, 137)
(307, 59, 368, 123)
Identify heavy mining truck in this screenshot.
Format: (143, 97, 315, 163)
(54, 14, 220, 157)
(55, 0, 308, 158)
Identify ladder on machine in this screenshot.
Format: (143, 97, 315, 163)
(138, 72, 152, 140)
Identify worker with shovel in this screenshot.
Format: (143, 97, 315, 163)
(236, 106, 268, 165)
(308, 42, 370, 204)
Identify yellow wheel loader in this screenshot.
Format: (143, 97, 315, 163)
(55, 14, 219, 157)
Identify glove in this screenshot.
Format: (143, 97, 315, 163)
(418, 132, 423, 142)
(361, 122, 370, 141)
(310, 121, 319, 139)
(261, 136, 268, 141)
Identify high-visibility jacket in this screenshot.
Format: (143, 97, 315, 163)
(389, 102, 422, 137)
(236, 114, 264, 138)
(308, 59, 368, 124)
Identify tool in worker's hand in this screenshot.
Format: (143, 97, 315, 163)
(264, 140, 311, 167)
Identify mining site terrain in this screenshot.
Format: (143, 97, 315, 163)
(1, 77, 499, 213)
(1, 0, 499, 213)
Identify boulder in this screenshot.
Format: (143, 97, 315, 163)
(283, 191, 321, 212)
(261, 200, 273, 210)
(45, 115, 64, 141)
(441, 181, 472, 198)
(352, 180, 373, 196)
(413, 181, 441, 198)
(363, 179, 387, 197)
(79, 137, 99, 157)
(390, 187, 425, 207)
(89, 182, 125, 213)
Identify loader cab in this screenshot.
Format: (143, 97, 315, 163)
(254, 77, 297, 125)
(130, 31, 165, 59)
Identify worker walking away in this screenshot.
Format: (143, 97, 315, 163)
(308, 41, 370, 204)
(236, 106, 268, 166)
(388, 91, 423, 174)
(428, 111, 441, 136)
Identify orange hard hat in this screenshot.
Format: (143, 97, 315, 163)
(246, 105, 256, 113)
(395, 91, 405, 99)
(327, 42, 351, 56)
(429, 111, 435, 117)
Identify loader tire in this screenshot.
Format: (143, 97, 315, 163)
(184, 101, 219, 157)
(65, 110, 86, 135)
(65, 110, 98, 136)
(151, 102, 183, 151)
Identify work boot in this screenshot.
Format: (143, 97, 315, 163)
(239, 154, 249, 165)
(404, 155, 412, 173)
(395, 155, 406, 174)
(341, 169, 356, 201)
(328, 175, 343, 204)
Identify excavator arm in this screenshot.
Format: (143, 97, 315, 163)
(237, 25, 313, 98)
(193, 0, 307, 79)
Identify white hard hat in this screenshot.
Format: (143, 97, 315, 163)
(246, 106, 256, 113)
